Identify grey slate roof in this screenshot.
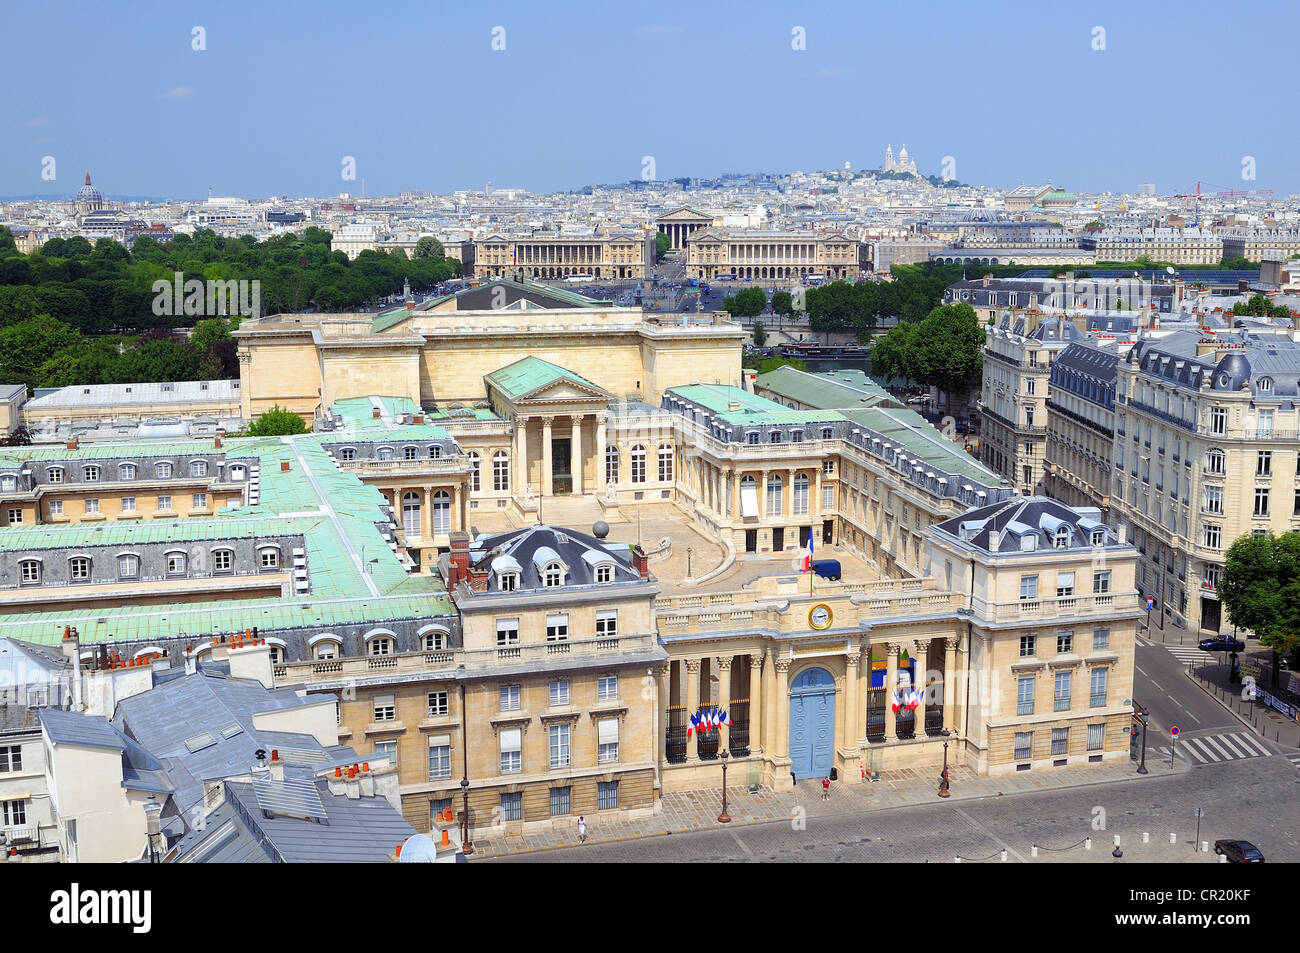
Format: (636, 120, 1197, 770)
(39, 707, 127, 751)
(934, 496, 1116, 554)
(468, 525, 640, 592)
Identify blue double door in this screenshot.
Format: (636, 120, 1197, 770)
(789, 667, 836, 780)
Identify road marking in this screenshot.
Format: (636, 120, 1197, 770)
(952, 806, 1027, 863)
(1236, 733, 1273, 757)
(1149, 679, 1164, 692)
(729, 830, 753, 857)
(1215, 734, 1250, 757)
(1178, 741, 1209, 763)
(1181, 709, 1201, 725)
(1200, 735, 1234, 760)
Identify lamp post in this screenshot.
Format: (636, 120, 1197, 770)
(717, 749, 731, 823)
(938, 731, 951, 798)
(1135, 702, 1149, 775)
(686, 546, 693, 578)
(460, 777, 474, 855)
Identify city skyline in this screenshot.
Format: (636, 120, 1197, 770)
(4, 0, 1298, 198)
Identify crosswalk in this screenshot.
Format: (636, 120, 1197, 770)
(1153, 731, 1272, 765)
(1288, 754, 1300, 770)
(1135, 636, 1209, 666)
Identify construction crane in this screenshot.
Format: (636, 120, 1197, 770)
(1173, 181, 1275, 225)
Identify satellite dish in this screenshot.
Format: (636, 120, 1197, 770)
(1166, 265, 1176, 275)
(399, 833, 439, 863)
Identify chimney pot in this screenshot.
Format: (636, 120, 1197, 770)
(335, 766, 342, 777)
(280, 460, 291, 472)
(362, 761, 370, 772)
(441, 829, 450, 847)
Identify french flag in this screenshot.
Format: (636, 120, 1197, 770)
(719, 708, 732, 727)
(890, 690, 902, 714)
(801, 533, 814, 572)
(687, 712, 699, 738)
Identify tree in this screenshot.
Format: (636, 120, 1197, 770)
(731, 286, 767, 317)
(247, 404, 309, 436)
(654, 232, 671, 262)
(1232, 293, 1290, 319)
(0, 314, 83, 389)
(1220, 256, 1257, 270)
(770, 290, 793, 316)
(752, 321, 767, 347)
(414, 236, 445, 261)
(1219, 532, 1300, 684)
(910, 303, 985, 413)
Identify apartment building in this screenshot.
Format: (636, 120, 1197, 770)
(1044, 340, 1122, 517)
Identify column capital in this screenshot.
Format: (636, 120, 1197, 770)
(945, 636, 960, 651)
(750, 651, 765, 670)
(715, 656, 733, 672)
(886, 642, 903, 658)
(655, 664, 672, 679)
(594, 411, 608, 426)
(845, 653, 861, 669)
(540, 415, 554, 428)
(684, 658, 701, 674)
(570, 413, 583, 424)
(773, 657, 792, 674)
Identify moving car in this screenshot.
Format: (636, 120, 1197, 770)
(1198, 636, 1246, 653)
(1214, 840, 1264, 863)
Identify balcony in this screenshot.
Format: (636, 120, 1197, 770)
(971, 592, 1139, 624)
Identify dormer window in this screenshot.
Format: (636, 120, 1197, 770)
(498, 571, 519, 592)
(423, 630, 447, 651)
(83, 465, 100, 482)
(429, 445, 442, 459)
(596, 565, 612, 583)
(46, 467, 63, 484)
(155, 462, 173, 479)
(543, 562, 564, 587)
(1090, 529, 1105, 547)
(377, 446, 394, 461)
(769, 430, 783, 444)
(339, 448, 356, 461)
(403, 445, 418, 460)
(1054, 527, 1070, 549)
(118, 463, 136, 481)
(1259, 377, 1273, 393)
(190, 460, 207, 477)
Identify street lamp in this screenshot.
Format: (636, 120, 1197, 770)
(1134, 701, 1149, 775)
(717, 749, 731, 823)
(460, 777, 474, 855)
(938, 730, 951, 798)
(686, 546, 693, 578)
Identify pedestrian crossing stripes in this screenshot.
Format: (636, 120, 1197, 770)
(1154, 731, 1272, 765)
(1288, 754, 1300, 770)
(1164, 645, 1210, 665)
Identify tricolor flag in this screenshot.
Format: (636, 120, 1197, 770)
(719, 708, 732, 727)
(705, 707, 717, 731)
(905, 687, 920, 711)
(801, 532, 815, 572)
(890, 690, 902, 714)
(687, 712, 699, 738)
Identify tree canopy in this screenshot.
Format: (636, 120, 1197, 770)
(1232, 293, 1292, 319)
(247, 404, 309, 436)
(1219, 531, 1300, 662)
(722, 286, 767, 317)
(870, 302, 984, 407)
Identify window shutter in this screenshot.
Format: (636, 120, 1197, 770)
(428, 734, 451, 748)
(374, 694, 395, 708)
(598, 718, 619, 745)
(546, 613, 568, 627)
(500, 728, 521, 752)
(1057, 572, 1075, 588)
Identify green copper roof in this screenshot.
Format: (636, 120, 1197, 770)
(755, 366, 894, 410)
(670, 384, 844, 426)
(840, 406, 1001, 483)
(485, 356, 609, 401)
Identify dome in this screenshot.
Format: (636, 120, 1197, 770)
(75, 171, 103, 203)
(1212, 352, 1251, 391)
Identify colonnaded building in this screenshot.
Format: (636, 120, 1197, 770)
(0, 280, 1140, 847)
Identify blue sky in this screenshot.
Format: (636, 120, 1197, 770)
(2, 0, 1297, 199)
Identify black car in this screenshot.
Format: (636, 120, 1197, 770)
(1214, 840, 1264, 863)
(1199, 637, 1246, 653)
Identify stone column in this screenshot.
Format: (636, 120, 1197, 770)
(774, 658, 792, 760)
(685, 659, 701, 761)
(423, 486, 432, 540)
(784, 468, 794, 517)
(595, 413, 608, 493)
(748, 652, 763, 754)
(762, 649, 777, 756)
(513, 416, 528, 498)
(452, 484, 463, 534)
(655, 664, 671, 785)
(717, 656, 733, 752)
(856, 646, 869, 737)
(842, 652, 860, 751)
(914, 638, 929, 734)
(760, 469, 770, 522)
(943, 636, 958, 732)
(885, 643, 900, 741)
(570, 414, 583, 495)
(541, 416, 554, 497)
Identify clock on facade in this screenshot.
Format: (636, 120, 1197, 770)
(808, 603, 833, 630)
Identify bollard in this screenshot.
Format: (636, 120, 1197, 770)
(1142, 832, 1150, 843)
(1219, 853, 1227, 863)
(1031, 845, 1038, 858)
(1169, 832, 1176, 844)
(1000, 849, 1007, 862)
(1085, 837, 1092, 850)
(1201, 841, 1209, 853)
(954, 857, 961, 864)
(1114, 834, 1121, 847)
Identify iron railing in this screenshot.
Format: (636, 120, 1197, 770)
(865, 688, 886, 741)
(728, 699, 751, 756)
(665, 706, 687, 764)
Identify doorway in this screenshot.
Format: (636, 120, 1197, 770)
(745, 529, 757, 553)
(789, 667, 835, 780)
(1200, 596, 1221, 633)
(822, 519, 834, 544)
(551, 438, 571, 494)
(771, 527, 784, 552)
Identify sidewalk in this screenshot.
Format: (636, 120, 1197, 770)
(468, 756, 1179, 858)
(1184, 665, 1300, 749)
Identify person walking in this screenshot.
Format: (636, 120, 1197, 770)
(577, 815, 587, 845)
(821, 776, 831, 801)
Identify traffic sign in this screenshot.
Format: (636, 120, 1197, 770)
(1170, 726, 1179, 737)
(1145, 596, 1156, 611)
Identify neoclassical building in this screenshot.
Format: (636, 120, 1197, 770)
(683, 229, 866, 281)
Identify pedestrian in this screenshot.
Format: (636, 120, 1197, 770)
(577, 815, 587, 844)
(821, 776, 831, 801)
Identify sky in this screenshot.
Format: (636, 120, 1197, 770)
(2, 0, 1298, 200)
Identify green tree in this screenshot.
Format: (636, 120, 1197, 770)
(1232, 293, 1291, 319)
(0, 314, 83, 389)
(910, 303, 985, 413)
(0, 226, 18, 258)
(1219, 531, 1300, 683)
(654, 232, 671, 262)
(770, 290, 793, 316)
(752, 321, 767, 347)
(733, 286, 767, 317)
(413, 236, 445, 261)
(247, 404, 309, 436)
(1220, 256, 1257, 270)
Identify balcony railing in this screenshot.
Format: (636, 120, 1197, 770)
(971, 592, 1136, 623)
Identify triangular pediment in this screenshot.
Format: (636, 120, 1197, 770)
(517, 379, 611, 402)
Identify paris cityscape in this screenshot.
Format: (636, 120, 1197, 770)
(0, 0, 1290, 923)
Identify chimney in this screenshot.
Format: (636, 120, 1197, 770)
(413, 414, 424, 425)
(280, 460, 291, 472)
(1118, 524, 1128, 545)
(406, 300, 415, 311)
(62, 626, 83, 712)
(65, 437, 78, 450)
(448, 531, 471, 588)
(372, 408, 381, 419)
(268, 749, 284, 781)
(214, 435, 222, 449)
(631, 544, 650, 579)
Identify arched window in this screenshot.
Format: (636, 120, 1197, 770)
(402, 491, 421, 537)
(432, 490, 451, 535)
(766, 474, 783, 516)
(467, 452, 481, 492)
(164, 551, 186, 575)
(18, 559, 41, 585)
(657, 444, 673, 482)
(258, 546, 280, 570)
(596, 564, 613, 583)
(605, 445, 619, 485)
(403, 446, 419, 461)
(429, 444, 442, 459)
(792, 473, 809, 516)
(190, 460, 208, 477)
(339, 447, 356, 462)
(314, 639, 340, 660)
(1205, 448, 1224, 474)
(1259, 377, 1273, 393)
(1054, 526, 1070, 549)
(630, 445, 646, 484)
(69, 556, 91, 580)
(422, 628, 448, 651)
(154, 462, 173, 479)
(83, 465, 100, 482)
(367, 634, 393, 656)
(498, 570, 519, 592)
(543, 562, 564, 587)
(211, 548, 234, 573)
(46, 467, 64, 484)
(492, 451, 509, 491)
(377, 446, 394, 461)
(267, 644, 284, 665)
(118, 463, 137, 481)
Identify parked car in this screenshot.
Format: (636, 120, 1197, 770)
(811, 559, 841, 581)
(907, 395, 931, 405)
(1214, 840, 1264, 863)
(1198, 637, 1246, 653)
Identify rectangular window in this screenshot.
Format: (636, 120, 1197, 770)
(373, 740, 397, 766)
(1203, 525, 1222, 549)
(427, 734, 452, 780)
(1056, 572, 1075, 598)
(6, 508, 21, 525)
(118, 554, 139, 578)
(1093, 571, 1111, 594)
(549, 724, 571, 768)
(212, 550, 232, 572)
(1053, 671, 1072, 711)
(499, 728, 522, 774)
(595, 610, 617, 640)
(1057, 631, 1073, 654)
(1254, 487, 1270, 518)
(598, 717, 619, 763)
(496, 618, 519, 646)
(1092, 628, 1109, 651)
(1014, 732, 1032, 761)
(597, 676, 618, 701)
(121, 496, 136, 512)
(0, 746, 21, 773)
(260, 549, 279, 569)
(427, 690, 448, 716)
(549, 679, 570, 707)
(597, 780, 619, 811)
(1019, 634, 1036, 657)
(822, 484, 834, 510)
(157, 495, 172, 511)
(193, 493, 207, 509)
(49, 500, 62, 516)
(1016, 676, 1034, 715)
(1051, 728, 1068, 756)
(1019, 575, 1038, 600)
(84, 498, 99, 514)
(1, 799, 27, 827)
(499, 684, 520, 712)
(549, 785, 571, 817)
(1087, 723, 1104, 751)
(1090, 668, 1108, 708)
(1204, 485, 1223, 514)
(500, 791, 522, 821)
(1257, 451, 1272, 477)
(546, 613, 569, 642)
(1210, 407, 1226, 435)
(373, 694, 396, 722)
(166, 552, 186, 575)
